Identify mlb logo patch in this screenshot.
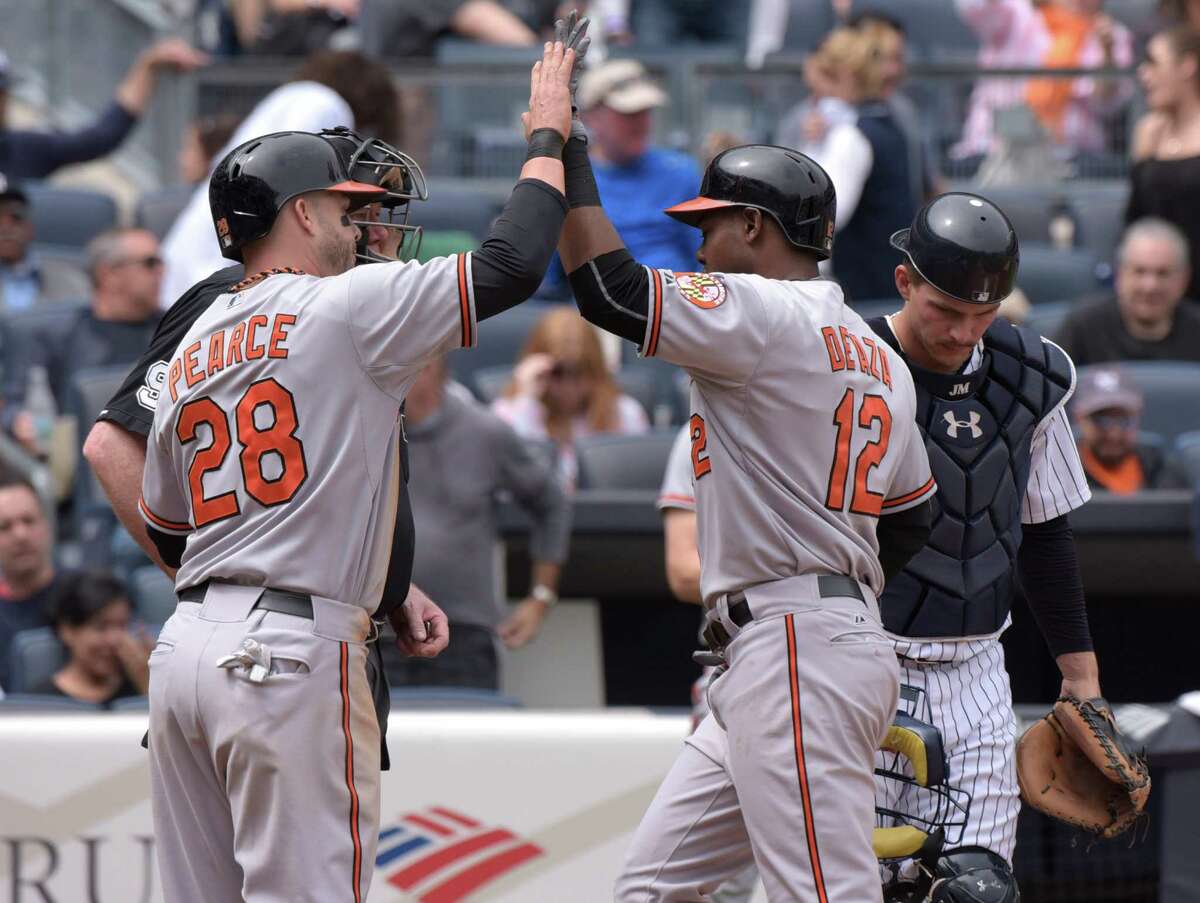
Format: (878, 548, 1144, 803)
(973, 291, 991, 303)
(375, 806, 544, 901)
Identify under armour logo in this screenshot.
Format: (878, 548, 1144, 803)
(943, 409, 983, 439)
(949, 382, 970, 397)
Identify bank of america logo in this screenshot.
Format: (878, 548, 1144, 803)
(376, 806, 544, 901)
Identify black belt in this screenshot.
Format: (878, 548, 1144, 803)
(179, 581, 314, 619)
(703, 575, 866, 651)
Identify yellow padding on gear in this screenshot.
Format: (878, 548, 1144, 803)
(881, 724, 930, 786)
(873, 825, 931, 859)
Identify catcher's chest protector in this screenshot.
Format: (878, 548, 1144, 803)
(868, 317, 1073, 638)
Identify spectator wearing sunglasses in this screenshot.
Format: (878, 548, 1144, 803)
(0, 174, 90, 311)
(3, 227, 163, 455)
(493, 308, 649, 489)
(1070, 366, 1190, 494)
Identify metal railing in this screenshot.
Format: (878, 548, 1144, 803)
(192, 59, 1141, 185)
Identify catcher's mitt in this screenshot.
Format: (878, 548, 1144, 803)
(1016, 695, 1151, 839)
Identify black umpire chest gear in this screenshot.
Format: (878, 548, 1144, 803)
(867, 317, 1074, 639)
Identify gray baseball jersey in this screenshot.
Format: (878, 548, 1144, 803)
(658, 424, 696, 513)
(640, 271, 936, 605)
(140, 255, 477, 612)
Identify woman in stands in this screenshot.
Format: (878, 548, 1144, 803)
(1128, 25, 1200, 301)
(32, 571, 151, 708)
(796, 24, 920, 302)
(492, 308, 648, 489)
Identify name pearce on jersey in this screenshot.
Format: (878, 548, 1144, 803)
(167, 312, 297, 402)
(821, 325, 892, 390)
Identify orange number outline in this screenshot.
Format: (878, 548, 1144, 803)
(690, 413, 713, 479)
(176, 396, 240, 528)
(824, 389, 893, 516)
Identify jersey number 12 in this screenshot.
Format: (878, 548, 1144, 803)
(176, 378, 309, 526)
(825, 388, 891, 517)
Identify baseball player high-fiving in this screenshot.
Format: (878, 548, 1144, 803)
(138, 42, 577, 902)
(557, 31, 939, 890)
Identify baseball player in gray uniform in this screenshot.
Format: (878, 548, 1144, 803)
(138, 42, 577, 902)
(559, 125, 939, 895)
(865, 194, 1104, 902)
(658, 426, 760, 903)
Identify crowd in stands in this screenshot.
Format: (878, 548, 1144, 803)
(2, 0, 1200, 705)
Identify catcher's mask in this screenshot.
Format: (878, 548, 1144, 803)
(320, 126, 428, 264)
(875, 686, 972, 889)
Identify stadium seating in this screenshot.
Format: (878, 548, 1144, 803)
(1023, 300, 1072, 340)
(1077, 362, 1200, 443)
(6, 627, 65, 693)
(0, 693, 100, 712)
(129, 564, 178, 625)
(1069, 182, 1130, 265)
(1016, 245, 1105, 305)
(134, 184, 194, 239)
(448, 303, 545, 399)
(574, 430, 679, 491)
(110, 696, 150, 711)
(388, 687, 522, 709)
(1173, 431, 1200, 484)
(419, 180, 506, 242)
(67, 366, 133, 558)
(23, 183, 118, 250)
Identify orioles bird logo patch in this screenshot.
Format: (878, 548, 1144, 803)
(677, 273, 727, 309)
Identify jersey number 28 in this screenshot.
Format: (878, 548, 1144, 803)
(176, 378, 309, 527)
(825, 388, 891, 517)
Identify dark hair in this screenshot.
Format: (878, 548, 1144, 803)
(1163, 24, 1200, 63)
(847, 9, 906, 36)
(0, 466, 38, 498)
(294, 51, 401, 144)
(48, 571, 130, 630)
(193, 113, 242, 163)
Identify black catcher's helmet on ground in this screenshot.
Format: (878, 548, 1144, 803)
(890, 193, 1019, 305)
(209, 130, 387, 262)
(320, 126, 429, 264)
(664, 144, 837, 260)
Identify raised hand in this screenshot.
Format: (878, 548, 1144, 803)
(522, 40, 576, 142)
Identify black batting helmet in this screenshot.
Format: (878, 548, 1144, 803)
(664, 144, 837, 260)
(891, 193, 1019, 305)
(209, 131, 387, 262)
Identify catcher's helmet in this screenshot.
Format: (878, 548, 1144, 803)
(320, 126, 428, 264)
(890, 193, 1018, 305)
(664, 144, 837, 260)
(209, 130, 387, 262)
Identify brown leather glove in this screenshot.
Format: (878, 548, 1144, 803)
(1016, 695, 1151, 839)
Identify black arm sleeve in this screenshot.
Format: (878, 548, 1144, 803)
(1017, 514, 1093, 657)
(877, 498, 933, 584)
(146, 525, 186, 570)
(470, 178, 568, 321)
(567, 248, 650, 344)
